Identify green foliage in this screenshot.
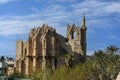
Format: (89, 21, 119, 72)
(13, 72, 27, 78)
(30, 68, 53, 80)
(65, 54, 75, 68)
(53, 66, 68, 80)
(0, 56, 5, 61)
(106, 45, 120, 54)
(30, 45, 120, 80)
(85, 45, 120, 80)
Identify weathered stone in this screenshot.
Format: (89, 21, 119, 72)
(16, 16, 87, 76)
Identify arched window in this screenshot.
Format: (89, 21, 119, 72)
(72, 31, 77, 39)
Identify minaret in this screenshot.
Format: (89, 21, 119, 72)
(81, 14, 87, 61)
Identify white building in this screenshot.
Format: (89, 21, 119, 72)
(4, 58, 15, 76)
(0, 61, 7, 75)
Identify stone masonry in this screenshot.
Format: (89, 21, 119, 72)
(16, 16, 87, 76)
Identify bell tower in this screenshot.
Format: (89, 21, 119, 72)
(66, 15, 87, 62)
(81, 14, 87, 60)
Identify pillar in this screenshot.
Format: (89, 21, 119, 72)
(25, 57, 29, 76)
(33, 57, 36, 71)
(51, 37, 56, 70)
(42, 38, 46, 70)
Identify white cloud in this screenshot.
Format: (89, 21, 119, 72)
(0, 18, 44, 35)
(0, 4, 69, 35)
(0, 0, 15, 4)
(0, 0, 120, 56)
(34, 0, 76, 3)
(104, 3, 120, 13)
(87, 51, 94, 55)
(110, 36, 116, 39)
(0, 14, 67, 35)
(0, 0, 120, 36)
(71, 0, 120, 18)
(55, 0, 76, 2)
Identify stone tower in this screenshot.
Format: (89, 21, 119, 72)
(66, 15, 87, 61)
(81, 15, 87, 59)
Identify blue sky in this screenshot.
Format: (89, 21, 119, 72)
(0, 0, 120, 58)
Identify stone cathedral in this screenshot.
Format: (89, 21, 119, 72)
(16, 16, 87, 76)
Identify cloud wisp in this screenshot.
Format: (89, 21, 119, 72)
(0, 0, 119, 36)
(0, 0, 16, 4)
(0, 0, 120, 56)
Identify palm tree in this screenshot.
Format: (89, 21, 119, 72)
(106, 45, 119, 54)
(90, 46, 120, 80)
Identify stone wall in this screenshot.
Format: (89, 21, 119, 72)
(16, 17, 87, 76)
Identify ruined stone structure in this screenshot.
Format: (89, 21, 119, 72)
(16, 16, 87, 76)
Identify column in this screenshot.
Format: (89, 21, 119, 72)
(18, 61, 21, 73)
(33, 57, 36, 71)
(51, 37, 56, 70)
(42, 39, 46, 70)
(25, 57, 29, 76)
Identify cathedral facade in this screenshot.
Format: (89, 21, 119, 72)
(16, 16, 87, 76)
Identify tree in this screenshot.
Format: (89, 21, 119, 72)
(106, 45, 120, 54)
(0, 56, 5, 61)
(30, 45, 120, 80)
(85, 45, 120, 80)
